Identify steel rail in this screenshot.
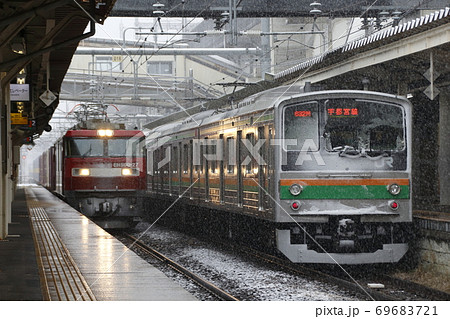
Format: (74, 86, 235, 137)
(231, 243, 450, 301)
(237, 246, 399, 301)
(124, 233, 239, 301)
(379, 274, 450, 301)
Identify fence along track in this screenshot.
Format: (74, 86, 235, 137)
(26, 188, 96, 301)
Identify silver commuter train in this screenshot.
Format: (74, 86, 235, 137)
(146, 85, 412, 264)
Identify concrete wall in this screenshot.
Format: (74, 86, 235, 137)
(416, 229, 450, 276)
(412, 93, 440, 208)
(439, 88, 450, 205)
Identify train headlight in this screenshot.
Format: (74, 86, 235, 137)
(97, 129, 114, 137)
(73, 168, 90, 176)
(80, 169, 90, 176)
(289, 183, 303, 196)
(122, 168, 132, 176)
(387, 183, 401, 195)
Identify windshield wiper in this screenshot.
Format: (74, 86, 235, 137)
(333, 146, 392, 159)
(81, 145, 92, 157)
(334, 145, 362, 158)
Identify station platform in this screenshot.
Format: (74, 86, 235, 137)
(414, 209, 450, 241)
(0, 185, 197, 301)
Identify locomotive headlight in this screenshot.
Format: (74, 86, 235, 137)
(122, 168, 132, 176)
(289, 183, 303, 196)
(80, 169, 90, 176)
(73, 168, 90, 176)
(98, 129, 114, 137)
(387, 183, 401, 195)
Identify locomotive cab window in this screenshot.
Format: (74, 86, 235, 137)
(66, 138, 103, 157)
(283, 102, 319, 151)
(108, 138, 143, 157)
(65, 137, 144, 157)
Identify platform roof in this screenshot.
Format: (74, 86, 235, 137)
(111, 0, 449, 18)
(0, 0, 116, 146)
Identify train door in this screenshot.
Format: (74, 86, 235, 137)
(224, 135, 237, 206)
(242, 129, 259, 213)
(177, 142, 182, 196)
(169, 143, 178, 196)
(204, 137, 209, 202)
(189, 139, 194, 200)
(219, 134, 225, 204)
(257, 126, 266, 212)
(205, 135, 221, 204)
(267, 125, 274, 213)
(161, 145, 170, 195)
(237, 130, 243, 208)
(180, 141, 190, 198)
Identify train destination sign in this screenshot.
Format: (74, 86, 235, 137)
(327, 108, 358, 117)
(294, 110, 312, 117)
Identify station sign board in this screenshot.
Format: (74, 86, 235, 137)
(11, 113, 28, 125)
(10, 84, 30, 101)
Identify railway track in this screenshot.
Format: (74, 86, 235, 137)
(225, 244, 450, 301)
(230, 245, 395, 301)
(117, 224, 448, 301)
(122, 232, 239, 301)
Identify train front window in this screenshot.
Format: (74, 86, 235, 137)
(281, 97, 407, 171)
(66, 138, 104, 157)
(323, 99, 405, 155)
(283, 102, 319, 151)
(108, 138, 143, 157)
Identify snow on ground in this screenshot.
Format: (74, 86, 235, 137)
(133, 222, 359, 301)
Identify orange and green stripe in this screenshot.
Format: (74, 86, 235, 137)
(280, 179, 410, 200)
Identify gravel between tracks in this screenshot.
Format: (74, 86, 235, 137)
(130, 222, 360, 301)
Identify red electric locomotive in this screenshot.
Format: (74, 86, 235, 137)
(39, 120, 146, 228)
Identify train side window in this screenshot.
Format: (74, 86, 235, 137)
(226, 137, 235, 174)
